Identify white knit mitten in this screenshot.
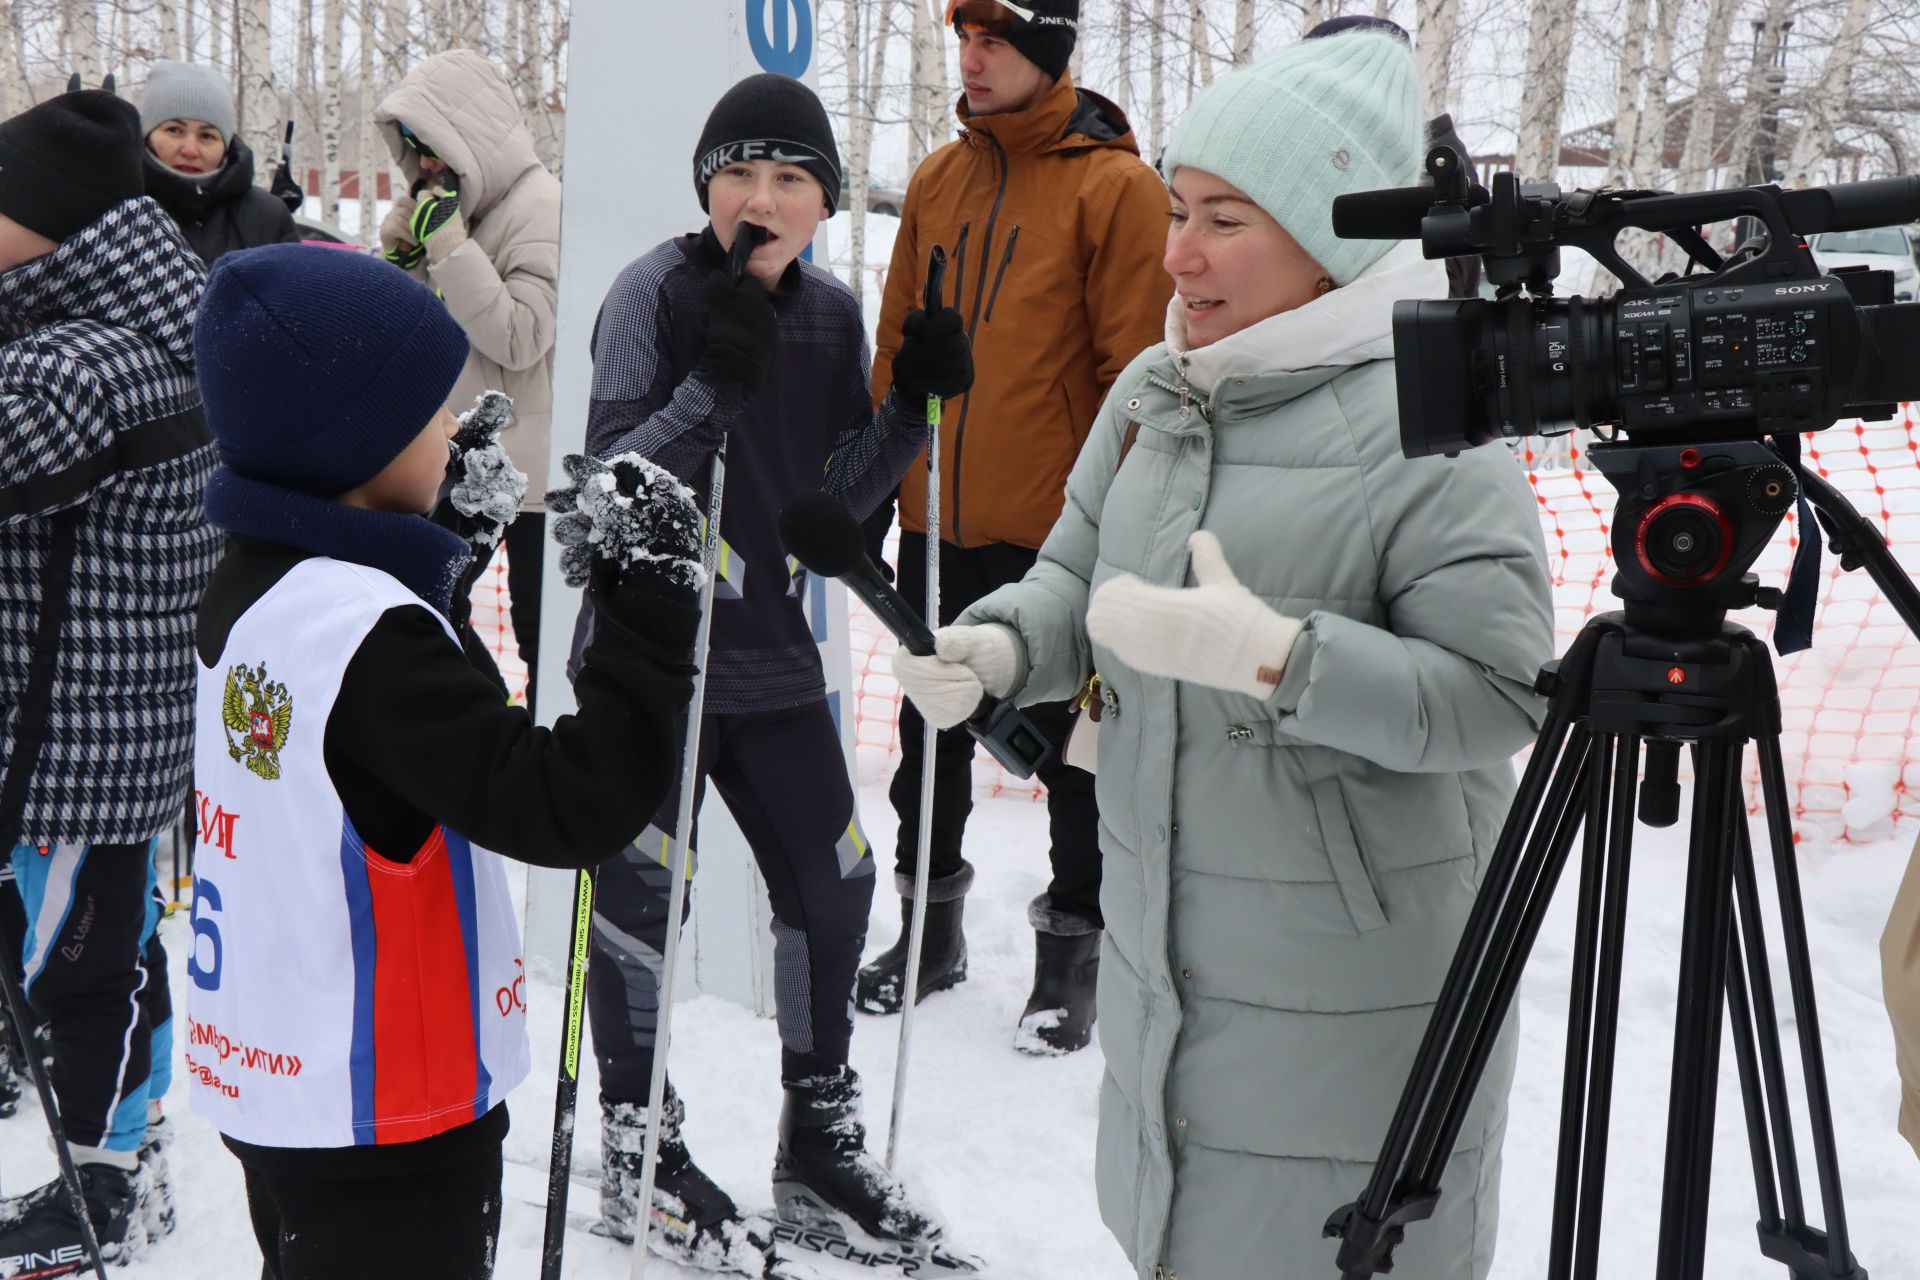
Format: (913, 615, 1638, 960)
(1086, 531, 1303, 698)
(891, 624, 1020, 730)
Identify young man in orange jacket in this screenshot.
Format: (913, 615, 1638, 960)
(862, 0, 1173, 1054)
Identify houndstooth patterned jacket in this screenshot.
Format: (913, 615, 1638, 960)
(0, 198, 220, 847)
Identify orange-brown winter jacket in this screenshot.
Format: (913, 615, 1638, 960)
(873, 74, 1172, 550)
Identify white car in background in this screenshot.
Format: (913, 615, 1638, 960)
(1807, 225, 1920, 301)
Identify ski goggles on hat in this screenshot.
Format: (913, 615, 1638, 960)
(945, 0, 1076, 31)
(397, 122, 438, 160)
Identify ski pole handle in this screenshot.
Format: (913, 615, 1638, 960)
(923, 245, 948, 428)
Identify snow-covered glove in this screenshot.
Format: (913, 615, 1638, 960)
(431, 391, 527, 550)
(380, 190, 423, 270)
(891, 624, 1020, 730)
(547, 452, 705, 597)
(411, 177, 468, 265)
(695, 269, 779, 394)
(890, 307, 973, 402)
(1086, 531, 1304, 699)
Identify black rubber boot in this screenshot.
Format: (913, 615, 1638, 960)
(854, 862, 971, 1015)
(772, 1068, 940, 1248)
(1015, 894, 1101, 1056)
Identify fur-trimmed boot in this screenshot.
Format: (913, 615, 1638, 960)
(1015, 895, 1101, 1055)
(854, 862, 972, 1015)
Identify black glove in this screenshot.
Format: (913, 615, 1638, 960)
(695, 268, 779, 393)
(430, 392, 527, 551)
(890, 307, 974, 402)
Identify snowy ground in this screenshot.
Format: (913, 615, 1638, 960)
(3, 774, 1916, 1279)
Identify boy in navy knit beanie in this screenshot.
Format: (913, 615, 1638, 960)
(186, 243, 700, 1279)
(575, 73, 971, 1269)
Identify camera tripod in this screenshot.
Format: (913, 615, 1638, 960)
(1325, 442, 1920, 1280)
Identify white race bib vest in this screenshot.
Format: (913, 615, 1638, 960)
(187, 557, 530, 1148)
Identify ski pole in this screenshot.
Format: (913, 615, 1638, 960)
(0, 880, 108, 1279)
(629, 221, 767, 1280)
(887, 245, 948, 1170)
(538, 863, 596, 1280)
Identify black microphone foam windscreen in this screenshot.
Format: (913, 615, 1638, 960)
(1331, 185, 1440, 241)
(778, 490, 868, 579)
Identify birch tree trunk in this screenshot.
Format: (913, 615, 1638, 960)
(160, 0, 182, 60)
(1301, 0, 1326, 35)
(322, 0, 344, 224)
(358, 7, 377, 245)
(1415, 0, 1461, 123)
(1232, 0, 1254, 65)
(1606, 0, 1651, 188)
(1515, 0, 1577, 182)
(1784, 0, 1877, 188)
(1673, 0, 1738, 190)
(64, 0, 99, 82)
(298, 0, 316, 114)
(1, 2, 23, 118)
(908, 0, 939, 172)
(519, 0, 543, 107)
(1631, 0, 1679, 186)
(926, 0, 950, 146)
(238, 0, 276, 177)
(1148, 0, 1167, 160)
(1190, 0, 1213, 91)
(114, 2, 131, 77)
(385, 0, 410, 79)
(550, 0, 568, 104)
(1116, 0, 1133, 116)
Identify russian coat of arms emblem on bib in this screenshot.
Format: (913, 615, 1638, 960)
(222, 662, 293, 781)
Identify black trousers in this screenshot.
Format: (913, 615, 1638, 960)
(503, 511, 546, 719)
(243, 1147, 503, 1279)
(888, 533, 1102, 927)
(587, 701, 877, 1096)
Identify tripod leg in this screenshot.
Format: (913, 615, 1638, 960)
(1549, 732, 1618, 1280)
(1726, 815, 1801, 1232)
(1571, 735, 1642, 1280)
(1755, 738, 1861, 1277)
(1655, 740, 1745, 1280)
(1329, 715, 1592, 1278)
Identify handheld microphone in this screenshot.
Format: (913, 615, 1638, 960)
(728, 221, 770, 282)
(778, 491, 1053, 779)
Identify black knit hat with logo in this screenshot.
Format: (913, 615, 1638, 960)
(0, 91, 145, 242)
(694, 74, 842, 217)
(950, 0, 1080, 80)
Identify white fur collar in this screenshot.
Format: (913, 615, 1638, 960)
(1165, 240, 1450, 400)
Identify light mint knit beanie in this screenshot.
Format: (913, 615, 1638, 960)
(1162, 31, 1421, 286)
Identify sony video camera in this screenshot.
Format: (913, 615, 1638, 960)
(1331, 154, 1920, 460)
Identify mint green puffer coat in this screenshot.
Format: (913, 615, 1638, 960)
(963, 345, 1554, 1280)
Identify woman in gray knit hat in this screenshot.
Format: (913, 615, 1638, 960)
(140, 60, 297, 264)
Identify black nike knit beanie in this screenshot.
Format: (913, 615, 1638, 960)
(694, 74, 842, 217)
(0, 91, 145, 242)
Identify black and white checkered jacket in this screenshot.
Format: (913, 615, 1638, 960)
(0, 198, 219, 848)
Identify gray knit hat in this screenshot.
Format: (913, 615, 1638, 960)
(141, 61, 236, 142)
(1162, 32, 1421, 285)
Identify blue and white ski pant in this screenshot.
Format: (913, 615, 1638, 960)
(6, 840, 170, 1157)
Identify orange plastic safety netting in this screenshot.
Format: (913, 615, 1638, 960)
(476, 413, 1920, 844)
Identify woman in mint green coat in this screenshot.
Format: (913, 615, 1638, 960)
(893, 31, 1556, 1280)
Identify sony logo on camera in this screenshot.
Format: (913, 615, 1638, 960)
(1774, 282, 1839, 296)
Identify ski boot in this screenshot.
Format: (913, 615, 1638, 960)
(602, 1088, 779, 1275)
(773, 1068, 941, 1248)
(855, 863, 971, 1014)
(0, 1160, 140, 1272)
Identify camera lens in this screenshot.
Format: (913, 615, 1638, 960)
(1636, 494, 1733, 586)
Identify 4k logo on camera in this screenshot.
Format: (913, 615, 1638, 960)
(222, 661, 293, 781)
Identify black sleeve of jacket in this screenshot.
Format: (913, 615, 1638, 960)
(323, 597, 695, 868)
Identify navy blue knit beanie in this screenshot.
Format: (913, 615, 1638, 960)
(194, 244, 469, 496)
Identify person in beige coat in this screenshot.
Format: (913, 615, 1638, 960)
(376, 50, 559, 712)
(1886, 835, 1920, 1159)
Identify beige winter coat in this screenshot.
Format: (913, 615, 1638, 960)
(376, 51, 560, 509)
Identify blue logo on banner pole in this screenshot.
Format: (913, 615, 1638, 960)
(747, 0, 813, 77)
